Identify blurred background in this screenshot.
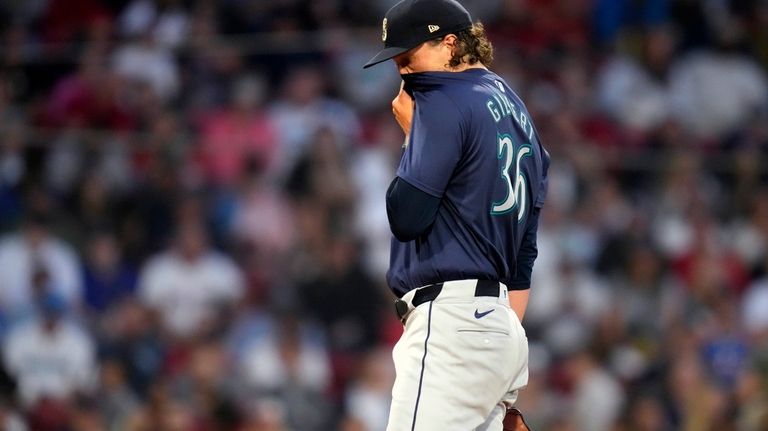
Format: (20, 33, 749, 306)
(0, 0, 767, 430)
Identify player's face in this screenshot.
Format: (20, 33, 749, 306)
(393, 35, 456, 74)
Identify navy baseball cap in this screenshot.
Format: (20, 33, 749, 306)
(363, 0, 473, 69)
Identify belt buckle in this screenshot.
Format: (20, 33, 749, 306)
(394, 299, 410, 323)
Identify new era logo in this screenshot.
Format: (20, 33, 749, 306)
(382, 18, 388, 41)
(428, 25, 440, 33)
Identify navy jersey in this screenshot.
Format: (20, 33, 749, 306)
(387, 68, 549, 297)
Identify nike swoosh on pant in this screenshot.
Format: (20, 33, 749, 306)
(474, 308, 495, 319)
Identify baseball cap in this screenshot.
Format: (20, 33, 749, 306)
(363, 0, 473, 69)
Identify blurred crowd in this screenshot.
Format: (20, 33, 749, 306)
(0, 0, 767, 430)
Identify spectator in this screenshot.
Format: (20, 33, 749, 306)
(184, 40, 244, 111)
(298, 235, 383, 353)
(669, 30, 768, 138)
(343, 349, 394, 431)
(132, 110, 189, 183)
(237, 315, 332, 430)
(241, 398, 290, 431)
(197, 74, 279, 185)
(732, 191, 768, 269)
(595, 26, 677, 132)
(118, 0, 190, 50)
(0, 213, 82, 317)
(741, 257, 768, 338)
(99, 301, 165, 397)
(238, 315, 330, 393)
(351, 118, 402, 278)
(228, 159, 295, 265)
(138, 221, 244, 338)
(269, 66, 361, 173)
(123, 381, 195, 431)
(2, 292, 96, 406)
(112, 31, 180, 103)
(565, 349, 625, 431)
(511, 344, 563, 430)
(46, 48, 135, 130)
(617, 393, 672, 431)
(285, 127, 356, 210)
(95, 358, 140, 430)
(82, 230, 137, 313)
(168, 342, 241, 430)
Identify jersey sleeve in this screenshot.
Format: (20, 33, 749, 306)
(396, 91, 465, 198)
(386, 176, 442, 241)
(508, 207, 541, 290)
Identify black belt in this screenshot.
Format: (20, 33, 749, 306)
(395, 280, 501, 321)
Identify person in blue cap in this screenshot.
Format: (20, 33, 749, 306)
(364, 0, 549, 429)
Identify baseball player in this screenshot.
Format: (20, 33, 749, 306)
(363, 0, 549, 430)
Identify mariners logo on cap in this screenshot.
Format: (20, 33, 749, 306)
(382, 18, 388, 41)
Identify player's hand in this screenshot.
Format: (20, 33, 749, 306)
(503, 408, 531, 431)
(392, 81, 414, 136)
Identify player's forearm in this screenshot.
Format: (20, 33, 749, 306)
(386, 177, 440, 241)
(508, 289, 529, 322)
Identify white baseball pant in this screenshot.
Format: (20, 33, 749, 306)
(386, 280, 529, 431)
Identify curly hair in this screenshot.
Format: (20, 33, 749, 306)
(447, 23, 494, 68)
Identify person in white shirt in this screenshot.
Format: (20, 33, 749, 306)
(237, 315, 332, 430)
(2, 293, 96, 407)
(138, 221, 244, 338)
(0, 214, 82, 318)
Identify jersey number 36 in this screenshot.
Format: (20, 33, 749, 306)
(491, 133, 531, 221)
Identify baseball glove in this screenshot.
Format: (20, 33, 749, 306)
(503, 408, 531, 431)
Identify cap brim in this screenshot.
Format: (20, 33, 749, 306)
(363, 46, 410, 69)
